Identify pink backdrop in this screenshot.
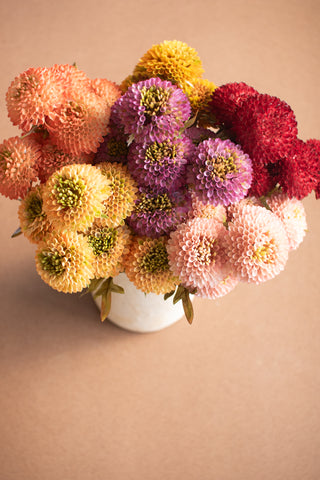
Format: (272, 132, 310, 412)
(0, 0, 319, 478)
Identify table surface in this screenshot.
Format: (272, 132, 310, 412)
(0, 1, 319, 479)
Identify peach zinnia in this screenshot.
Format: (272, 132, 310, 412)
(224, 204, 289, 284)
(18, 186, 52, 244)
(42, 164, 111, 232)
(35, 230, 95, 293)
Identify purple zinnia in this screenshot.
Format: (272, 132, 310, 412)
(127, 188, 190, 238)
(114, 78, 191, 143)
(94, 131, 128, 165)
(189, 138, 252, 206)
(127, 135, 193, 192)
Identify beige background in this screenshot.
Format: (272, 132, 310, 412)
(0, 0, 319, 479)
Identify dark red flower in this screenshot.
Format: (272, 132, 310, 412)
(248, 160, 280, 197)
(279, 139, 319, 199)
(209, 82, 258, 128)
(233, 94, 298, 165)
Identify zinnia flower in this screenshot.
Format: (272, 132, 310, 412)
(18, 186, 52, 244)
(209, 82, 258, 128)
(266, 191, 307, 250)
(188, 192, 226, 222)
(35, 230, 95, 293)
(189, 138, 252, 206)
(97, 162, 138, 227)
(233, 94, 298, 164)
(90, 78, 122, 106)
(167, 217, 237, 298)
(6, 67, 65, 132)
(123, 236, 179, 294)
(127, 188, 190, 238)
(127, 136, 192, 192)
(85, 219, 131, 278)
(125, 40, 204, 91)
(0, 136, 40, 199)
(42, 164, 111, 231)
(223, 204, 289, 284)
(184, 78, 216, 127)
(46, 90, 111, 155)
(93, 130, 128, 165)
(114, 77, 191, 143)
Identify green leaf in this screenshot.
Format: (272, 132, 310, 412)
(183, 112, 198, 130)
(93, 277, 112, 298)
(164, 289, 175, 301)
(100, 290, 112, 322)
(173, 285, 185, 304)
(182, 293, 194, 324)
(11, 227, 22, 238)
(81, 278, 103, 297)
(110, 283, 125, 294)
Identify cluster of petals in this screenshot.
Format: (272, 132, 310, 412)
(224, 204, 289, 284)
(189, 138, 252, 206)
(127, 135, 193, 192)
(167, 217, 237, 299)
(0, 136, 40, 199)
(114, 77, 191, 143)
(18, 185, 53, 244)
(266, 192, 307, 250)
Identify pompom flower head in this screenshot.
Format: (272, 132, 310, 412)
(266, 191, 307, 250)
(90, 78, 122, 106)
(127, 135, 192, 192)
(114, 77, 191, 143)
(126, 40, 204, 91)
(0, 136, 40, 199)
(224, 204, 289, 284)
(190, 138, 252, 206)
(35, 231, 95, 293)
(127, 188, 190, 238)
(97, 162, 138, 228)
(42, 164, 111, 231)
(123, 236, 179, 294)
(18, 186, 52, 244)
(167, 217, 238, 299)
(85, 218, 131, 279)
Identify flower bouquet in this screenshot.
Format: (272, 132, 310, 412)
(1, 40, 319, 328)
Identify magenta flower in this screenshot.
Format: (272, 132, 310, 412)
(114, 77, 191, 143)
(189, 138, 252, 206)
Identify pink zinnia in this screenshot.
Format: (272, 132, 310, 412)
(167, 217, 237, 298)
(266, 192, 307, 250)
(224, 204, 289, 284)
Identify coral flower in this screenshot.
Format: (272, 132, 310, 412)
(0, 136, 40, 200)
(114, 77, 191, 143)
(167, 217, 237, 298)
(266, 192, 307, 250)
(18, 186, 53, 244)
(42, 164, 111, 232)
(6, 67, 65, 132)
(127, 135, 192, 192)
(224, 204, 289, 284)
(123, 236, 179, 295)
(91, 78, 122, 106)
(126, 40, 204, 91)
(35, 230, 95, 293)
(189, 138, 252, 206)
(38, 141, 93, 183)
(233, 94, 298, 164)
(97, 162, 138, 227)
(46, 90, 111, 155)
(85, 219, 131, 279)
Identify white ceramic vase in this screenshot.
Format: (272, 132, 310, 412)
(92, 273, 191, 333)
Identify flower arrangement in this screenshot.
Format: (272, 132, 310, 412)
(1, 40, 319, 324)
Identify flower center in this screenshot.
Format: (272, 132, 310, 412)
(139, 243, 169, 273)
(87, 228, 117, 256)
(195, 236, 217, 265)
(65, 101, 86, 118)
(251, 239, 275, 263)
(135, 193, 172, 213)
(0, 149, 12, 170)
(206, 153, 237, 181)
(26, 192, 44, 222)
(54, 176, 85, 208)
(106, 137, 128, 158)
(140, 86, 171, 117)
(145, 141, 176, 164)
(39, 251, 65, 276)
